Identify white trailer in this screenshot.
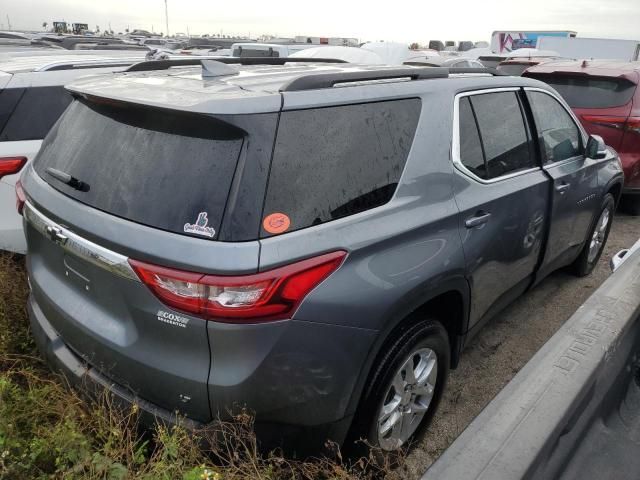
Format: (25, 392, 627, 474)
(491, 31, 576, 53)
(536, 36, 640, 61)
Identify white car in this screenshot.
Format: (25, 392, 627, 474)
(361, 42, 439, 65)
(0, 54, 147, 253)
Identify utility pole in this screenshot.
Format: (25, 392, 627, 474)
(6, 15, 11, 30)
(164, 0, 169, 37)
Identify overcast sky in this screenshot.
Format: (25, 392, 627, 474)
(3, 0, 640, 43)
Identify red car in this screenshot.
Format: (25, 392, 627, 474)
(525, 60, 640, 214)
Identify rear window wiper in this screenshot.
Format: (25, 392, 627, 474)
(45, 168, 90, 192)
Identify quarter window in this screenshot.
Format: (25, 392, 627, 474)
(262, 99, 421, 235)
(526, 91, 582, 164)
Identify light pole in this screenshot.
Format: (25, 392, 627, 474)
(164, 0, 169, 37)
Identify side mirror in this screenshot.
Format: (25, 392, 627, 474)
(586, 134, 608, 159)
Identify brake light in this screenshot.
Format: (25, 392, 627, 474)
(15, 180, 26, 216)
(582, 115, 626, 131)
(624, 117, 640, 135)
(0, 156, 27, 180)
(129, 251, 347, 323)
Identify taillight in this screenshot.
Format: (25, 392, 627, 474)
(129, 251, 347, 323)
(0, 156, 27, 180)
(624, 117, 640, 135)
(15, 180, 26, 216)
(582, 115, 640, 135)
(582, 115, 626, 131)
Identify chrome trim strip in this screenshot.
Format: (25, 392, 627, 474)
(451, 87, 541, 185)
(24, 201, 139, 282)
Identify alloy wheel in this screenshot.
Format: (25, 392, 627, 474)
(377, 348, 438, 451)
(587, 207, 611, 264)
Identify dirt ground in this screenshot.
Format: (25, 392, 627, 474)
(397, 211, 640, 479)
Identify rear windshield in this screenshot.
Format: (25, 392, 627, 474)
(527, 74, 637, 108)
(496, 64, 530, 76)
(34, 99, 245, 239)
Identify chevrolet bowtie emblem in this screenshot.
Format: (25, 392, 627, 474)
(45, 225, 68, 246)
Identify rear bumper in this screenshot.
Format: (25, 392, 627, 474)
(28, 291, 367, 452)
(0, 180, 26, 254)
(28, 292, 201, 430)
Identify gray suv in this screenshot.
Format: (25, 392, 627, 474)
(20, 60, 624, 454)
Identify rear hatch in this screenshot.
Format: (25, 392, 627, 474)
(24, 93, 278, 421)
(525, 72, 637, 150)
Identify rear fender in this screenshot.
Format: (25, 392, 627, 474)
(343, 275, 470, 417)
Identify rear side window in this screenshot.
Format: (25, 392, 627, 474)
(0, 86, 72, 141)
(34, 100, 245, 239)
(528, 74, 636, 108)
(262, 99, 421, 235)
(527, 91, 582, 164)
(459, 91, 536, 180)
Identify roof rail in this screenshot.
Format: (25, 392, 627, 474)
(125, 57, 347, 73)
(280, 67, 450, 91)
(40, 59, 144, 72)
(280, 66, 506, 92)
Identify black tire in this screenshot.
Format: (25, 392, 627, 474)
(571, 193, 615, 277)
(347, 318, 450, 461)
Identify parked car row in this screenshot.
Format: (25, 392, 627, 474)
(472, 56, 640, 214)
(9, 53, 623, 457)
(524, 60, 640, 213)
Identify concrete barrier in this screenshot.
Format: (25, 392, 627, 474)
(424, 240, 640, 480)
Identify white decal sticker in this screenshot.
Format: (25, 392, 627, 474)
(157, 310, 190, 328)
(184, 212, 216, 238)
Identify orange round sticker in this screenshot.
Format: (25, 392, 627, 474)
(263, 213, 291, 234)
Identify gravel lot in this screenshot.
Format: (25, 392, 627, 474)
(397, 211, 640, 479)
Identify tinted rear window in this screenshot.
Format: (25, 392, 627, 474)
(459, 92, 536, 180)
(262, 99, 421, 236)
(528, 74, 637, 108)
(0, 87, 25, 134)
(0, 86, 72, 141)
(34, 100, 245, 239)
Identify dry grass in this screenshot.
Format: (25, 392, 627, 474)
(0, 253, 393, 479)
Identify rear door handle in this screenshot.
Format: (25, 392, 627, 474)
(465, 212, 492, 228)
(555, 183, 571, 194)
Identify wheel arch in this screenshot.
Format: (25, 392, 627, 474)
(344, 277, 471, 419)
(606, 180, 623, 206)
